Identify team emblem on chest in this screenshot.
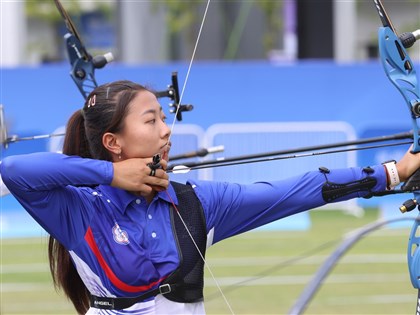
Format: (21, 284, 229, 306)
(112, 222, 130, 245)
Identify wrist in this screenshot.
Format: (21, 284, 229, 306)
(382, 160, 400, 190)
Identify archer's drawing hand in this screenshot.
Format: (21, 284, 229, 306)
(396, 145, 420, 182)
(111, 158, 169, 195)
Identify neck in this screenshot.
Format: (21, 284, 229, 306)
(131, 190, 155, 204)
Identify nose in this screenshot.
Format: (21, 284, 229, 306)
(161, 120, 171, 140)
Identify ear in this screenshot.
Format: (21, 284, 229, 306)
(102, 132, 121, 156)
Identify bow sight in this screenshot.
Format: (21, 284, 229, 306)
(155, 72, 194, 121)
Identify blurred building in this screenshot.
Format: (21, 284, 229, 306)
(1, 0, 419, 67)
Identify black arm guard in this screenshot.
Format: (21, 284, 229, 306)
(320, 167, 377, 202)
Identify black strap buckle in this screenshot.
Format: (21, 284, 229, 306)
(159, 283, 172, 295)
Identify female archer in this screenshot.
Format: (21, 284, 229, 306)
(1, 80, 420, 315)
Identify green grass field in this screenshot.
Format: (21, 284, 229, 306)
(1, 208, 418, 314)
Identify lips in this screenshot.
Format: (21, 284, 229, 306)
(161, 142, 171, 160)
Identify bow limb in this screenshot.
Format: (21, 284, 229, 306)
(54, 0, 114, 100)
(374, 0, 420, 296)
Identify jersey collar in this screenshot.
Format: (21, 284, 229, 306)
(97, 183, 179, 214)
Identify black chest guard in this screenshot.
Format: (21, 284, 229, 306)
(90, 182, 207, 310)
(163, 181, 207, 303)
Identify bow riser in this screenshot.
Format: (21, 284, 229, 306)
(378, 19, 420, 290)
(378, 27, 420, 150)
(64, 33, 98, 99)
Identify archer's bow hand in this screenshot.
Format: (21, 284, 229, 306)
(396, 145, 420, 183)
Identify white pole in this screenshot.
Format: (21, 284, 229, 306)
(333, 0, 357, 63)
(117, 1, 167, 64)
(1, 0, 26, 67)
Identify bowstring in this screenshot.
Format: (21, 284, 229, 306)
(165, 191, 234, 314)
(167, 1, 211, 143)
(164, 1, 235, 313)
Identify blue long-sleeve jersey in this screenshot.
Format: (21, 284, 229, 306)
(0, 152, 387, 314)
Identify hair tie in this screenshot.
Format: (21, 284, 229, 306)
(87, 95, 96, 108)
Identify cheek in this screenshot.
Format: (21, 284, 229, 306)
(123, 128, 156, 155)
(131, 131, 149, 146)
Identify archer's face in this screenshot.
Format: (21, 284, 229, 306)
(117, 91, 171, 160)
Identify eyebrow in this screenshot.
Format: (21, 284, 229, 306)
(141, 106, 163, 116)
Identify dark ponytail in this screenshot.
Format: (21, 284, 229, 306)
(62, 109, 91, 158)
(48, 111, 91, 314)
(48, 238, 90, 314)
(48, 81, 150, 314)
